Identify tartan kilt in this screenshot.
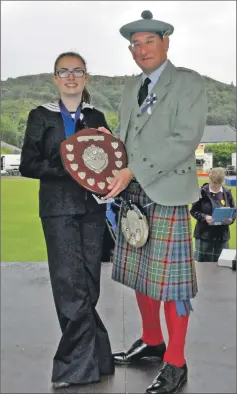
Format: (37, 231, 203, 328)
(194, 239, 229, 262)
(112, 182, 198, 301)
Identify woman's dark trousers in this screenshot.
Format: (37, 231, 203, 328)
(41, 211, 114, 384)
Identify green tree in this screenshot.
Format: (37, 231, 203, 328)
(1, 117, 19, 146)
(205, 143, 236, 167)
(105, 111, 119, 132)
(17, 118, 27, 147)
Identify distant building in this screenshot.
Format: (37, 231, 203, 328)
(1, 141, 22, 154)
(201, 125, 236, 144)
(195, 125, 236, 175)
(195, 144, 213, 173)
(1, 154, 21, 174)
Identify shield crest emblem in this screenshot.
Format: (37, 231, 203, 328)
(60, 128, 127, 195)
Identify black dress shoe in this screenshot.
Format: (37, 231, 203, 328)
(146, 362, 188, 394)
(113, 338, 166, 365)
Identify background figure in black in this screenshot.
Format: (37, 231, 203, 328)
(19, 52, 114, 389)
(190, 167, 236, 262)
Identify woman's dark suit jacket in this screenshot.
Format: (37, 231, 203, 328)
(19, 102, 110, 218)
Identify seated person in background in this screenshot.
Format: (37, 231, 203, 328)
(190, 167, 236, 262)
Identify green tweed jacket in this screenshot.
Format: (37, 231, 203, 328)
(114, 60, 208, 206)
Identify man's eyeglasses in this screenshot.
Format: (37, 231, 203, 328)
(55, 68, 86, 78)
(130, 37, 157, 52)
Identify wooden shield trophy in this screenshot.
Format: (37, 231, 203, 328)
(60, 128, 127, 195)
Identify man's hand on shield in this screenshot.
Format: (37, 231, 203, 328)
(103, 168, 134, 200)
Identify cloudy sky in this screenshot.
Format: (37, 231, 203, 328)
(1, 1, 236, 84)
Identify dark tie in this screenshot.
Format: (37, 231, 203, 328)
(138, 77, 151, 106)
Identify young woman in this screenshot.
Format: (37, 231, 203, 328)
(19, 52, 114, 388)
(191, 167, 236, 262)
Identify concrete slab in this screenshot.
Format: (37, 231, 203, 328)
(1, 262, 236, 393)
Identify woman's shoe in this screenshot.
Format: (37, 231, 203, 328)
(52, 381, 70, 389)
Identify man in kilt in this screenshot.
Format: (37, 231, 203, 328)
(99, 10, 207, 394)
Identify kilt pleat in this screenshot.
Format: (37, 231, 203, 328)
(112, 182, 198, 301)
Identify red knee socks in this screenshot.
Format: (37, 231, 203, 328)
(135, 292, 189, 367)
(136, 291, 164, 345)
(163, 301, 189, 367)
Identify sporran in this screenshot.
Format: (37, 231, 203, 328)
(120, 199, 149, 248)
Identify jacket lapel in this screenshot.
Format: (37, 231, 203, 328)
(134, 60, 175, 136)
(120, 76, 141, 142)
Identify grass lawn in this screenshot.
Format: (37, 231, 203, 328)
(1, 177, 236, 262)
(1, 178, 47, 262)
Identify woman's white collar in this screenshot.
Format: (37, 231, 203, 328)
(209, 185, 223, 193)
(40, 101, 94, 112)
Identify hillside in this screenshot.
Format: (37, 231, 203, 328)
(1, 72, 236, 148)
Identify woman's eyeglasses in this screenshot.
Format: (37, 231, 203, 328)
(55, 68, 86, 78)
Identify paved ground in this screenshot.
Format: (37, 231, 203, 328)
(1, 262, 236, 393)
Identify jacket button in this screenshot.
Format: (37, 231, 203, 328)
(182, 170, 185, 173)
(143, 157, 147, 161)
(135, 127, 139, 131)
(150, 164, 154, 168)
(188, 167, 191, 170)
